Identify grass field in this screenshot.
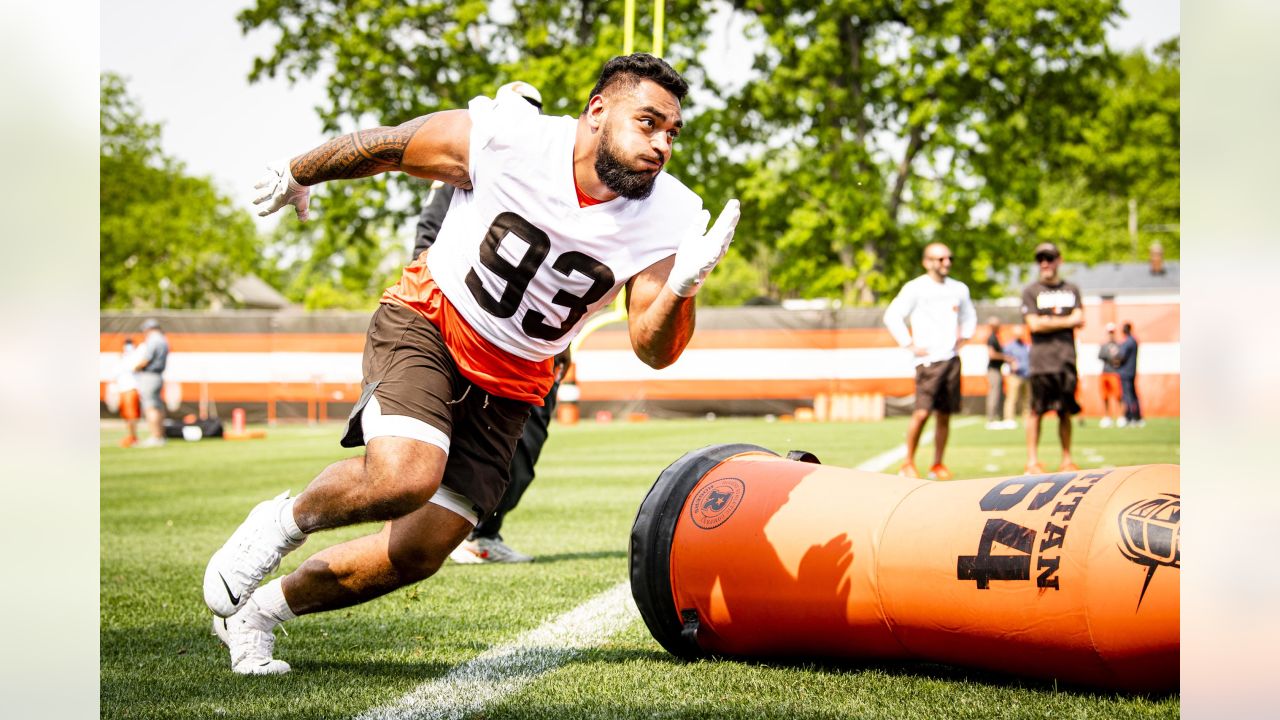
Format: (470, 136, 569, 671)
(101, 416, 1179, 719)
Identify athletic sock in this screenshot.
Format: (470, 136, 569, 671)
(250, 578, 298, 627)
(235, 598, 277, 633)
(278, 496, 306, 542)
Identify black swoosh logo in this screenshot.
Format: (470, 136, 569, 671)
(219, 573, 241, 607)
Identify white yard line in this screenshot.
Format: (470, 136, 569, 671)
(359, 418, 980, 719)
(354, 581, 638, 720)
(855, 417, 981, 472)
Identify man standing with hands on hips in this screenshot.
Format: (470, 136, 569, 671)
(883, 242, 976, 481)
(1021, 241, 1084, 473)
(203, 54, 740, 675)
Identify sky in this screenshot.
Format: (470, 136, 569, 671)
(102, 0, 1180, 228)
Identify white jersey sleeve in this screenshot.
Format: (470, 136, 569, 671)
(426, 93, 705, 361)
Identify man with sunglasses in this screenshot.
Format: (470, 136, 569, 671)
(1020, 241, 1084, 474)
(884, 242, 976, 480)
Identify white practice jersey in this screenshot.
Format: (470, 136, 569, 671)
(426, 91, 707, 361)
(883, 275, 977, 366)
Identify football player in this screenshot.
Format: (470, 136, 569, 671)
(205, 53, 739, 674)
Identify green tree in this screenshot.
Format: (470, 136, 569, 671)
(100, 73, 263, 309)
(238, 0, 719, 307)
(1017, 38, 1179, 263)
(258, 180, 406, 311)
(238, 1, 1164, 308)
(700, 0, 1123, 304)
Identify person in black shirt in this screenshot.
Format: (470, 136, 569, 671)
(1020, 242, 1084, 474)
(984, 316, 1008, 429)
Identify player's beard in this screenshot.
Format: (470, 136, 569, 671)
(595, 123, 659, 200)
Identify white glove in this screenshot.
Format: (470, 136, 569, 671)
(666, 199, 741, 297)
(253, 159, 310, 221)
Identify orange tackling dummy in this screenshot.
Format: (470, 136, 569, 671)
(630, 445, 1179, 692)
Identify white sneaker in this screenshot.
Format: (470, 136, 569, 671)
(212, 606, 290, 675)
(1117, 417, 1128, 428)
(204, 492, 306, 617)
(450, 537, 533, 564)
(1099, 417, 1113, 428)
(136, 437, 166, 448)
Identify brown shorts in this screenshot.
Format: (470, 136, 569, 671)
(341, 304, 532, 520)
(1030, 365, 1082, 417)
(914, 356, 962, 413)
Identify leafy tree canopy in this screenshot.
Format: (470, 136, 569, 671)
(1015, 38, 1179, 264)
(101, 73, 264, 309)
(703, 0, 1132, 303)
(238, 0, 718, 307)
(236, 0, 1177, 307)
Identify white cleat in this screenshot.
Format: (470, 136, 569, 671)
(204, 491, 306, 617)
(449, 536, 533, 564)
(213, 611, 290, 675)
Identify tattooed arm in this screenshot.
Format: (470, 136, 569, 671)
(254, 110, 472, 220)
(292, 110, 472, 188)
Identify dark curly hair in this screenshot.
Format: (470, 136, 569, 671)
(582, 53, 688, 114)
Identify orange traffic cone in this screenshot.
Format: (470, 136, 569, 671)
(631, 445, 1179, 692)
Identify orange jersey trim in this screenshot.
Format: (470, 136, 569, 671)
(574, 175, 606, 207)
(381, 256, 552, 405)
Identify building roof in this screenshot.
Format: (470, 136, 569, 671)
(227, 274, 293, 310)
(1003, 260, 1179, 298)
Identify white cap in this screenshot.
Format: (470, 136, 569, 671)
(497, 81, 543, 110)
(1105, 322, 1116, 332)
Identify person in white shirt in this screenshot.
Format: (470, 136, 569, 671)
(883, 242, 977, 480)
(202, 54, 740, 676)
(116, 337, 142, 447)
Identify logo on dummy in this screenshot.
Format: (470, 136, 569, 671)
(1116, 493, 1180, 611)
(690, 477, 746, 530)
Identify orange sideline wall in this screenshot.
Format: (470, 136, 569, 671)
(100, 300, 1179, 418)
